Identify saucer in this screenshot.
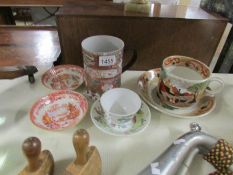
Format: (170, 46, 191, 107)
(30, 90, 88, 131)
(41, 65, 84, 90)
(90, 100, 151, 136)
(137, 68, 216, 118)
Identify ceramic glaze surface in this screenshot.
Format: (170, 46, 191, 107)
(158, 56, 222, 108)
(91, 100, 151, 136)
(138, 68, 216, 118)
(82, 35, 124, 96)
(41, 65, 84, 90)
(30, 90, 88, 130)
(167, 66, 203, 80)
(100, 88, 141, 115)
(100, 88, 142, 130)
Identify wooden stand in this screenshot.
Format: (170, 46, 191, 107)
(19, 137, 54, 175)
(65, 129, 101, 175)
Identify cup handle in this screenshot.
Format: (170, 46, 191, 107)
(205, 77, 224, 96)
(122, 49, 137, 72)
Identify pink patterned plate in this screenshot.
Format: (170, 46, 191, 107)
(30, 90, 88, 131)
(42, 65, 84, 90)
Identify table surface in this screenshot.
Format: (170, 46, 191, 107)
(0, 26, 61, 67)
(0, 70, 232, 175)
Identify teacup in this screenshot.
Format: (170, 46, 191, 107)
(157, 55, 224, 108)
(100, 88, 141, 131)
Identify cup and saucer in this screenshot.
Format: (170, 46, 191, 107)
(137, 56, 224, 118)
(90, 88, 151, 136)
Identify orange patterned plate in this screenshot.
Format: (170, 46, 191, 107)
(30, 90, 88, 131)
(41, 65, 84, 90)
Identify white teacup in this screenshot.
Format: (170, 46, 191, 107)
(100, 88, 141, 131)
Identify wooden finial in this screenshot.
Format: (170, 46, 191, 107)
(22, 137, 42, 172)
(19, 137, 54, 175)
(73, 129, 90, 165)
(65, 129, 101, 175)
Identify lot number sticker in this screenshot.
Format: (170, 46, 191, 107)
(99, 55, 116, 66)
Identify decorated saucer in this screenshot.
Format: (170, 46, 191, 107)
(90, 100, 151, 136)
(30, 90, 88, 131)
(41, 65, 84, 90)
(137, 68, 216, 118)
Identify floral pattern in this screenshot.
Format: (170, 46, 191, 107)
(83, 46, 123, 96)
(90, 100, 151, 136)
(42, 65, 84, 90)
(137, 69, 216, 118)
(163, 56, 210, 78)
(30, 90, 88, 131)
(159, 56, 211, 107)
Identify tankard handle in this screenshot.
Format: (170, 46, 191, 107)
(122, 49, 137, 72)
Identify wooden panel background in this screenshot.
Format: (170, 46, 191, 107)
(0, 0, 110, 6)
(56, 2, 228, 70)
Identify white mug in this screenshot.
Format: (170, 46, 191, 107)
(81, 35, 137, 98)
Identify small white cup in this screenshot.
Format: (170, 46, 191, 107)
(100, 88, 141, 131)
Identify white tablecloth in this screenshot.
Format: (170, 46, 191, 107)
(0, 70, 233, 175)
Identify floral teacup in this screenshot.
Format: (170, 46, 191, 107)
(157, 55, 224, 108)
(100, 88, 141, 131)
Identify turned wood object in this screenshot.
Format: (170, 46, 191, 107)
(65, 129, 101, 175)
(19, 137, 54, 175)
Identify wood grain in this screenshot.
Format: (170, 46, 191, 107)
(0, 0, 110, 6)
(56, 1, 226, 20)
(19, 137, 54, 175)
(65, 129, 101, 175)
(0, 26, 61, 67)
(56, 1, 228, 70)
